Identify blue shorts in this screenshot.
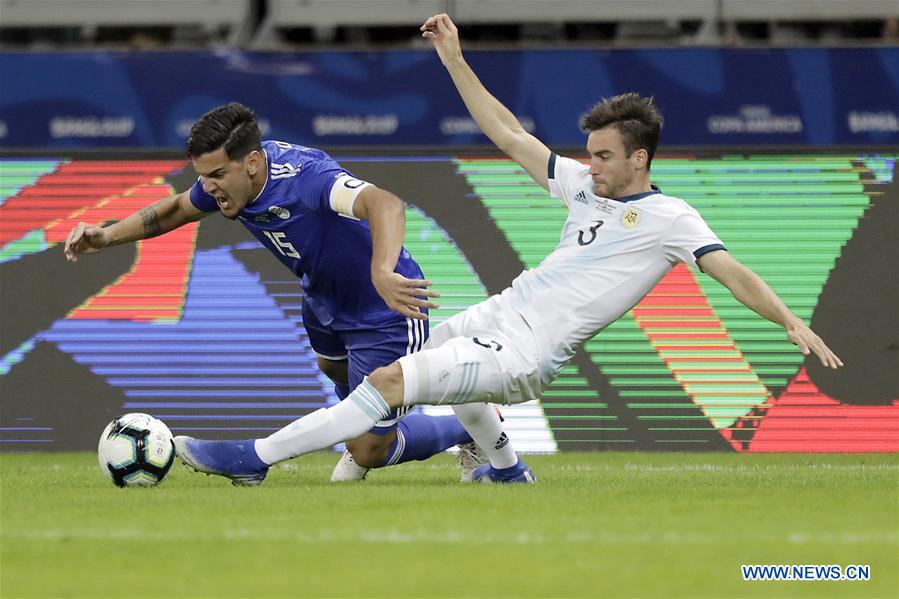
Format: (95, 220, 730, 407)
(303, 301, 428, 432)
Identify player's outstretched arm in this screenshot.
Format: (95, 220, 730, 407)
(63, 190, 206, 262)
(422, 13, 552, 190)
(698, 250, 843, 369)
(353, 185, 440, 321)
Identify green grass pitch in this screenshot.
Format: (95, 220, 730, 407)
(1, 452, 896, 598)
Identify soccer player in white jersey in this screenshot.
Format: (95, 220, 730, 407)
(173, 15, 843, 484)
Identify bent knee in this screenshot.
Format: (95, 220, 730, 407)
(346, 434, 393, 468)
(367, 362, 404, 394)
(317, 357, 348, 384)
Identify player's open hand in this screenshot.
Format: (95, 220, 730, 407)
(372, 270, 440, 321)
(787, 322, 844, 369)
(420, 13, 462, 66)
(63, 221, 110, 262)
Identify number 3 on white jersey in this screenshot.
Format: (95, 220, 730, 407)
(263, 231, 300, 259)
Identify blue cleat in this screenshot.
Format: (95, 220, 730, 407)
(471, 459, 537, 484)
(173, 436, 269, 486)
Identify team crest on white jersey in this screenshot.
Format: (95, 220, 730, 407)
(620, 206, 642, 229)
(268, 206, 290, 219)
(271, 162, 301, 180)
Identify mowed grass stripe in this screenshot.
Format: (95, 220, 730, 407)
(2, 452, 896, 599)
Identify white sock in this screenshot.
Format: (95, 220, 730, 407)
(255, 380, 390, 464)
(452, 403, 518, 469)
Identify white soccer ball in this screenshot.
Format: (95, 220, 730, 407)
(97, 413, 175, 487)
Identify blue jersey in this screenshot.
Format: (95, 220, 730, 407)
(190, 140, 424, 330)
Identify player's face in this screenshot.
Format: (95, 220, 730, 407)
(192, 148, 262, 220)
(586, 127, 644, 199)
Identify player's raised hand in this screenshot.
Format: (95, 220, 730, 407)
(420, 13, 462, 66)
(372, 271, 440, 321)
(787, 322, 844, 369)
(63, 221, 111, 262)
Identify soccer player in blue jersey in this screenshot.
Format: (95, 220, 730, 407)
(63, 102, 507, 484)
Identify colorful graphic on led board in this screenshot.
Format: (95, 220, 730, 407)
(1, 153, 896, 452)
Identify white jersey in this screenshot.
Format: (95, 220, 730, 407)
(502, 154, 725, 385)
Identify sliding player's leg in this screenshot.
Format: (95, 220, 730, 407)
(265, 306, 469, 481)
(175, 313, 477, 484)
(174, 333, 536, 484)
(252, 303, 540, 481)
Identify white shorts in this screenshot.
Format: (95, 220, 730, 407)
(398, 295, 542, 407)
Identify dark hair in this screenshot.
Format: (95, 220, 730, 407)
(580, 93, 664, 167)
(186, 102, 262, 160)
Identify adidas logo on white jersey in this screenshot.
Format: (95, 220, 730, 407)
(573, 190, 589, 205)
(271, 162, 301, 180)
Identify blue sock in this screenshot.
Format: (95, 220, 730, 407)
(334, 382, 350, 401)
(383, 413, 473, 466)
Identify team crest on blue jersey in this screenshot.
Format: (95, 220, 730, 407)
(268, 206, 290, 220)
